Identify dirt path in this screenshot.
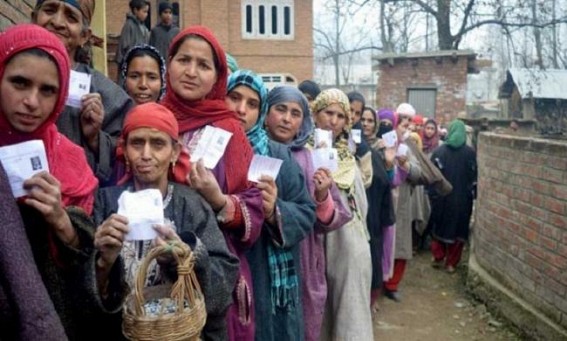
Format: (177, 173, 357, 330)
(372, 250, 523, 340)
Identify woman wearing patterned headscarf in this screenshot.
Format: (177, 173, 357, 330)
(428, 120, 477, 273)
(310, 89, 373, 341)
(32, 0, 134, 186)
(120, 44, 166, 105)
(162, 26, 264, 340)
(264, 86, 351, 341)
(226, 71, 316, 341)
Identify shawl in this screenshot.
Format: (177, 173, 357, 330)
(422, 118, 440, 153)
(116, 103, 191, 185)
(0, 24, 97, 214)
(227, 70, 269, 156)
(120, 44, 167, 101)
(266, 85, 313, 150)
(162, 26, 253, 194)
(446, 119, 467, 149)
(311, 88, 356, 191)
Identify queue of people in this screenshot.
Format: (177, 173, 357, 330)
(0, 2, 478, 339)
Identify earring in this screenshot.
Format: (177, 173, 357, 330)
(125, 160, 130, 173)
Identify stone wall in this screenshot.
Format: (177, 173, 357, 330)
(0, 0, 33, 30)
(471, 132, 567, 338)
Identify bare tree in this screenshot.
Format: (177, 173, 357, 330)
(314, 0, 381, 86)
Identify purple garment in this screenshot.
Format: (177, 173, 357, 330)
(292, 148, 352, 341)
(184, 131, 264, 341)
(381, 224, 396, 281)
(0, 165, 67, 340)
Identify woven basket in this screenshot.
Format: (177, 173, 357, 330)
(122, 242, 207, 341)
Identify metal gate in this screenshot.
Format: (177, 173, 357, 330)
(407, 88, 437, 118)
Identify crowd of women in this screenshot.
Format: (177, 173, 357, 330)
(0, 1, 478, 340)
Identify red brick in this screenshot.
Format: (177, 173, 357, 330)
(551, 185, 567, 201)
(543, 167, 565, 184)
(544, 197, 565, 215)
(545, 156, 567, 171)
(548, 212, 567, 228)
(540, 236, 558, 251)
(542, 224, 562, 241)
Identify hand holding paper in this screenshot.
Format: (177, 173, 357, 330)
(117, 189, 164, 241)
(351, 129, 362, 144)
(66, 70, 92, 108)
(382, 130, 398, 148)
(247, 155, 283, 183)
(0, 140, 49, 198)
(311, 148, 339, 173)
(189, 126, 233, 169)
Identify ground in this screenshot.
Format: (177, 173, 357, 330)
(372, 249, 524, 341)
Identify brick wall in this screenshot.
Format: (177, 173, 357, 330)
(0, 0, 33, 30)
(377, 56, 469, 123)
(105, 0, 313, 81)
(474, 132, 567, 328)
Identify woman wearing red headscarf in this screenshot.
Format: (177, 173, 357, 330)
(0, 24, 98, 340)
(162, 26, 264, 340)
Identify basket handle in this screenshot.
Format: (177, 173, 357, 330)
(132, 241, 201, 316)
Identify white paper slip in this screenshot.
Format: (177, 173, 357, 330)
(382, 130, 398, 148)
(190, 126, 233, 169)
(0, 140, 49, 198)
(117, 189, 164, 241)
(351, 129, 362, 144)
(396, 144, 409, 157)
(66, 70, 91, 108)
(247, 155, 284, 183)
(314, 128, 333, 149)
(311, 148, 339, 173)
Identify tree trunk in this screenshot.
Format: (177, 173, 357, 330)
(436, 0, 454, 49)
(334, 0, 341, 86)
(380, 0, 393, 53)
(532, 0, 543, 68)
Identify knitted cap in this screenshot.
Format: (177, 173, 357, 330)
(396, 103, 416, 117)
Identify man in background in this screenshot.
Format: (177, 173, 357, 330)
(149, 1, 180, 60)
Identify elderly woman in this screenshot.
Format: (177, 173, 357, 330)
(226, 70, 316, 340)
(309, 89, 373, 341)
(120, 44, 166, 105)
(93, 103, 239, 340)
(32, 0, 134, 185)
(383, 103, 423, 302)
(0, 24, 99, 340)
(161, 26, 264, 339)
(263, 85, 351, 341)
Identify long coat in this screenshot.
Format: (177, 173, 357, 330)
(393, 145, 423, 260)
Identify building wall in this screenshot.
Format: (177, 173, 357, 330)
(0, 0, 33, 30)
(473, 132, 567, 330)
(105, 0, 313, 81)
(377, 56, 470, 124)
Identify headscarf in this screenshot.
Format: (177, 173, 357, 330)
(311, 88, 356, 190)
(162, 26, 252, 194)
(396, 102, 416, 117)
(413, 115, 424, 127)
(36, 0, 95, 24)
(409, 132, 423, 151)
(422, 118, 440, 153)
(362, 106, 379, 146)
(377, 108, 396, 138)
(226, 53, 239, 73)
(0, 24, 97, 213)
(445, 119, 467, 149)
(120, 44, 167, 101)
(266, 86, 312, 150)
(297, 80, 321, 100)
(227, 70, 269, 155)
(116, 103, 191, 185)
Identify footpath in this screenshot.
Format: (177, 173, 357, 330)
(372, 250, 523, 340)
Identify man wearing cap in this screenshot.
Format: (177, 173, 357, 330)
(149, 1, 180, 60)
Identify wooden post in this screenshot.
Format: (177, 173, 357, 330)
(91, 0, 107, 76)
